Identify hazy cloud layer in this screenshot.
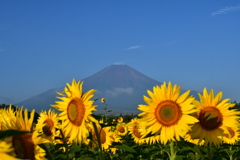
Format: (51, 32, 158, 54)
(211, 5, 240, 16)
(126, 45, 141, 50)
(113, 62, 125, 65)
(0, 49, 6, 52)
(105, 87, 134, 97)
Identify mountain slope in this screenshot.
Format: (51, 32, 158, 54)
(15, 65, 198, 114)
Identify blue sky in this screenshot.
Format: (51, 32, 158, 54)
(0, 1, 240, 105)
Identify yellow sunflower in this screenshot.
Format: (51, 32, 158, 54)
(108, 131, 121, 154)
(184, 133, 205, 146)
(91, 125, 114, 150)
(116, 122, 128, 136)
(112, 119, 116, 124)
(35, 109, 59, 141)
(117, 117, 123, 123)
(138, 82, 199, 145)
(0, 105, 16, 130)
(101, 98, 105, 103)
(127, 118, 145, 144)
(1, 107, 47, 160)
(51, 79, 98, 143)
(223, 127, 240, 145)
(190, 88, 240, 147)
(0, 140, 23, 160)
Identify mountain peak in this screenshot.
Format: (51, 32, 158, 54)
(82, 65, 161, 90)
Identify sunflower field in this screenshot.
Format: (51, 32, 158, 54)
(1, 79, 240, 160)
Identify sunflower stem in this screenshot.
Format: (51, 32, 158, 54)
(169, 141, 176, 160)
(60, 129, 70, 160)
(207, 144, 212, 160)
(229, 145, 233, 160)
(103, 102, 108, 123)
(39, 143, 54, 160)
(92, 122, 105, 160)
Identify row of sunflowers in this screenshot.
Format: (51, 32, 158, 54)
(0, 79, 239, 160)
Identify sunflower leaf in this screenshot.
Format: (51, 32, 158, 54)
(38, 143, 54, 160)
(117, 144, 137, 153)
(0, 130, 29, 139)
(79, 155, 96, 160)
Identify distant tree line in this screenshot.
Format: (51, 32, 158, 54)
(230, 101, 240, 110)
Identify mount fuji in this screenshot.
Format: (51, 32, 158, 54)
(15, 65, 199, 114)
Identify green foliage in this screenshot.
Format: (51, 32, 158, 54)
(0, 130, 29, 139)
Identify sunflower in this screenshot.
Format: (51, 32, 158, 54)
(223, 127, 240, 145)
(51, 79, 98, 143)
(190, 88, 240, 147)
(127, 118, 160, 145)
(0, 140, 24, 160)
(112, 119, 116, 124)
(117, 117, 123, 123)
(127, 118, 145, 144)
(101, 98, 105, 103)
(1, 107, 47, 160)
(138, 82, 199, 145)
(91, 125, 114, 150)
(0, 105, 16, 130)
(35, 109, 59, 141)
(116, 122, 128, 136)
(108, 131, 121, 154)
(184, 133, 205, 146)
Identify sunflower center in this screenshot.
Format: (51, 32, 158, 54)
(133, 126, 142, 138)
(42, 119, 54, 136)
(12, 133, 35, 160)
(155, 100, 182, 126)
(117, 126, 125, 133)
(100, 129, 106, 144)
(199, 107, 223, 131)
(224, 128, 235, 139)
(67, 98, 85, 126)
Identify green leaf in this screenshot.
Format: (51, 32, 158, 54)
(175, 155, 185, 160)
(179, 147, 191, 152)
(111, 142, 122, 147)
(80, 157, 96, 160)
(54, 143, 68, 150)
(117, 144, 137, 153)
(0, 130, 29, 139)
(38, 143, 54, 160)
(181, 141, 204, 159)
(148, 146, 162, 153)
(94, 98, 100, 102)
(69, 145, 81, 152)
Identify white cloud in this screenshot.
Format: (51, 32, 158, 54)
(113, 62, 125, 65)
(105, 87, 134, 97)
(166, 41, 176, 45)
(211, 5, 240, 16)
(126, 45, 141, 50)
